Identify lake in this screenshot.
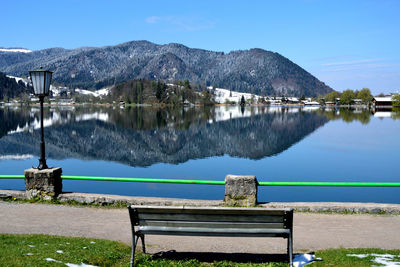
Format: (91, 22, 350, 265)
(1, 105, 399, 204)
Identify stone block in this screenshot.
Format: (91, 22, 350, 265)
(24, 168, 62, 200)
(224, 174, 258, 207)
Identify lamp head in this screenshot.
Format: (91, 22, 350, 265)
(29, 67, 52, 96)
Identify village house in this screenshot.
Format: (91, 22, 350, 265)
(372, 96, 393, 107)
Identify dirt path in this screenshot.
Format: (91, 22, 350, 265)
(1, 201, 399, 254)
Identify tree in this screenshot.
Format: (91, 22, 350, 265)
(340, 89, 356, 105)
(200, 91, 213, 105)
(156, 81, 165, 102)
(137, 82, 143, 104)
(357, 88, 373, 104)
(240, 95, 246, 106)
(183, 80, 191, 90)
(324, 91, 340, 102)
(316, 95, 325, 104)
(393, 94, 400, 107)
(250, 94, 255, 104)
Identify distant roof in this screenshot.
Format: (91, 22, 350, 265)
(374, 96, 392, 102)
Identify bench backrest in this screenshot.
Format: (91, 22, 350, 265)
(129, 206, 293, 230)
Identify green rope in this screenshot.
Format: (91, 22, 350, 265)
(0, 175, 24, 179)
(61, 175, 225, 185)
(258, 181, 400, 187)
(1, 175, 399, 187)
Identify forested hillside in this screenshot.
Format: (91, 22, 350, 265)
(0, 41, 332, 97)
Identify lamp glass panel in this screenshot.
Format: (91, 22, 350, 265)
(39, 72, 45, 94)
(29, 72, 35, 93)
(44, 71, 52, 95)
(31, 72, 44, 95)
(33, 72, 40, 94)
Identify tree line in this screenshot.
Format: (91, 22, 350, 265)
(108, 79, 214, 106)
(323, 88, 373, 105)
(0, 72, 33, 102)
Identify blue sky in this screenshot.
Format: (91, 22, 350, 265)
(1, 0, 399, 94)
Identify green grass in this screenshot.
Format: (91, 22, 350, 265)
(312, 248, 400, 266)
(0, 234, 131, 266)
(1, 234, 400, 266)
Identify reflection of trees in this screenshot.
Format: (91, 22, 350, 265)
(392, 108, 400, 120)
(319, 110, 340, 121)
(0, 106, 216, 136)
(108, 106, 213, 131)
(320, 108, 371, 125)
(0, 108, 34, 138)
(1, 106, 378, 141)
(355, 111, 371, 125)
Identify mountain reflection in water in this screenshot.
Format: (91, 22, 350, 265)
(0, 106, 341, 166)
(1, 105, 400, 203)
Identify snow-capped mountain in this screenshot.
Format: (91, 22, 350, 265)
(0, 41, 332, 97)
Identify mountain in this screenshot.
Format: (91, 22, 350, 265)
(0, 71, 32, 100)
(0, 41, 332, 97)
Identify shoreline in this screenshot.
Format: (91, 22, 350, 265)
(1, 189, 399, 214)
(0, 101, 374, 108)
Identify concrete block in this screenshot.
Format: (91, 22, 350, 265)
(24, 167, 62, 200)
(224, 174, 258, 207)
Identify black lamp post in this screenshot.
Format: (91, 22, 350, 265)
(29, 67, 52, 170)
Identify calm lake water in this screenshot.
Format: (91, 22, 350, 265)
(1, 105, 399, 203)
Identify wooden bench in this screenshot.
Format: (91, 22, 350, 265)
(128, 206, 293, 266)
(128, 206, 294, 266)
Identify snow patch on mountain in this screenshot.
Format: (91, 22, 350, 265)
(6, 75, 29, 86)
(75, 87, 110, 97)
(212, 87, 262, 104)
(0, 48, 32, 53)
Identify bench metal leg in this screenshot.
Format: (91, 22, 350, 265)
(130, 234, 136, 267)
(288, 234, 293, 267)
(131, 234, 145, 267)
(140, 234, 146, 253)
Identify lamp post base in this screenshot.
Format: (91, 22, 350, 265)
(37, 159, 48, 170)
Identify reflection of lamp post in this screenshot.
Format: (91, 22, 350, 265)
(29, 67, 52, 170)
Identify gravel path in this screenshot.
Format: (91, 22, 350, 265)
(1, 201, 399, 254)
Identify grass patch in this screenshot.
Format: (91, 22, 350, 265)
(313, 248, 400, 266)
(0, 234, 131, 266)
(2, 234, 400, 266)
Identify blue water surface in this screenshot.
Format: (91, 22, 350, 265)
(1, 107, 399, 203)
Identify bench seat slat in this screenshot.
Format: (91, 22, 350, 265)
(139, 220, 285, 229)
(133, 206, 290, 216)
(137, 213, 284, 223)
(137, 226, 290, 237)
